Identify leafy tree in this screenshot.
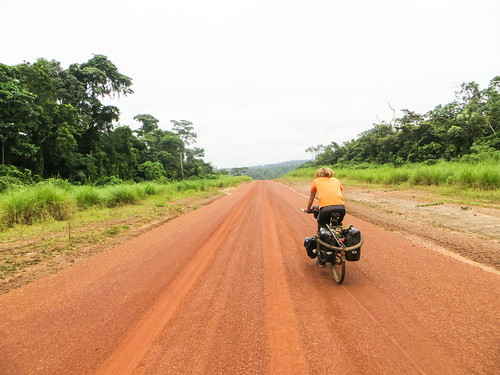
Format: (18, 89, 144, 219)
(0, 64, 40, 167)
(483, 76, 500, 134)
(134, 114, 159, 135)
(311, 77, 500, 166)
(305, 145, 325, 160)
(138, 128, 184, 178)
(138, 161, 165, 180)
(171, 119, 197, 146)
(97, 126, 139, 181)
(316, 142, 345, 165)
(14, 59, 84, 176)
(66, 55, 133, 154)
(184, 147, 214, 177)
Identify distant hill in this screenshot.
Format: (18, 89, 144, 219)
(228, 160, 308, 180)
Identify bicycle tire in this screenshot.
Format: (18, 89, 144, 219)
(332, 255, 345, 284)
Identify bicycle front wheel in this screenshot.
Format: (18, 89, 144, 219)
(332, 255, 345, 284)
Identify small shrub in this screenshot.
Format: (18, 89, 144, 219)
(104, 185, 138, 207)
(41, 178, 73, 191)
(138, 161, 165, 181)
(75, 186, 103, 208)
(385, 170, 410, 184)
(176, 181, 198, 191)
(457, 169, 476, 187)
(478, 168, 500, 189)
(94, 176, 123, 186)
(0, 176, 23, 193)
(0, 184, 72, 226)
(33, 184, 73, 221)
(0, 164, 33, 183)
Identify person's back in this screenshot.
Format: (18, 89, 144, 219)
(306, 167, 346, 227)
(311, 176, 344, 208)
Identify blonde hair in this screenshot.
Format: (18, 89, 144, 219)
(315, 167, 334, 178)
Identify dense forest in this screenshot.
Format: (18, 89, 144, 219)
(2, 55, 498, 188)
(0, 55, 214, 186)
(306, 77, 499, 166)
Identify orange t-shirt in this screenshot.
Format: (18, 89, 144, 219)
(310, 177, 344, 208)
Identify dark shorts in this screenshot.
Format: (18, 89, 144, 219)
(318, 205, 345, 227)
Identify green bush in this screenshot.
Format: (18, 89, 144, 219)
(0, 164, 33, 183)
(176, 180, 198, 191)
(478, 167, 500, 189)
(104, 185, 138, 207)
(0, 176, 23, 193)
(94, 176, 123, 186)
(0, 184, 73, 226)
(384, 169, 410, 184)
(74, 186, 103, 208)
(138, 161, 165, 181)
(141, 182, 163, 196)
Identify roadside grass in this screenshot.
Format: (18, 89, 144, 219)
(281, 160, 500, 204)
(0, 176, 250, 228)
(0, 176, 250, 282)
(0, 184, 74, 226)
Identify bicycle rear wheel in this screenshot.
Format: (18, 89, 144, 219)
(332, 254, 345, 284)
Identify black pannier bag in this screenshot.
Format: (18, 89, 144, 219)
(303, 237, 318, 259)
(318, 227, 341, 262)
(319, 226, 336, 246)
(343, 227, 362, 261)
(319, 226, 345, 249)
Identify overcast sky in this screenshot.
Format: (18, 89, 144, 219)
(2, 0, 499, 168)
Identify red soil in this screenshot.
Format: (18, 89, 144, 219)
(0, 181, 498, 374)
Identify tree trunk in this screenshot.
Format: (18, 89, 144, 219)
(180, 152, 184, 179)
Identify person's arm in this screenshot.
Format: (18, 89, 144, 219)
(306, 190, 316, 212)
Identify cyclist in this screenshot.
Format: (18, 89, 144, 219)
(306, 167, 345, 230)
(306, 167, 345, 267)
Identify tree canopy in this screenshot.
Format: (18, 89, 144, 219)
(0, 55, 214, 183)
(308, 77, 500, 167)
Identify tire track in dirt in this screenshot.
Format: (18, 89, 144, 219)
(340, 286, 427, 375)
(95, 183, 257, 375)
(132, 182, 268, 375)
(130, 182, 269, 374)
(261, 185, 310, 374)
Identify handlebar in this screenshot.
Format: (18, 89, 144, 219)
(302, 206, 319, 214)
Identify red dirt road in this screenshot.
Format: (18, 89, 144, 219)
(1, 181, 499, 374)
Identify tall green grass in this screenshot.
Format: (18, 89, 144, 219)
(0, 176, 251, 228)
(75, 186, 103, 208)
(104, 185, 140, 207)
(285, 159, 500, 191)
(1, 184, 73, 226)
